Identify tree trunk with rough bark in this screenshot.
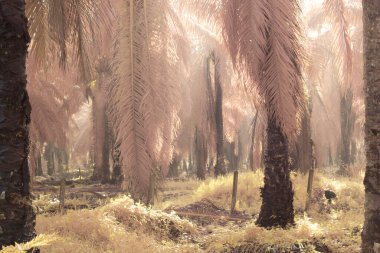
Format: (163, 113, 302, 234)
(362, 1, 380, 252)
(256, 117, 295, 228)
(0, 0, 36, 246)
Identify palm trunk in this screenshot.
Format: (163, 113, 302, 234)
(225, 141, 235, 172)
(362, 2, 380, 252)
(111, 145, 122, 185)
(293, 110, 313, 174)
(101, 120, 110, 182)
(45, 143, 55, 176)
(56, 148, 63, 174)
(249, 113, 259, 171)
(195, 128, 207, 180)
(338, 89, 354, 175)
(351, 140, 357, 165)
(189, 144, 194, 173)
(92, 84, 110, 183)
(0, 1, 36, 246)
(328, 145, 334, 166)
(256, 116, 295, 228)
(237, 131, 243, 169)
(36, 151, 43, 176)
(214, 60, 226, 177)
(182, 160, 188, 173)
(29, 142, 37, 181)
(260, 131, 266, 169)
(168, 153, 180, 178)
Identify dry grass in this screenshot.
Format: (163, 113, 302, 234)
(162, 170, 364, 214)
(161, 169, 364, 253)
(33, 196, 200, 253)
(2, 169, 365, 253)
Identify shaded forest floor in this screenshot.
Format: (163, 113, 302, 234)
(1, 169, 364, 253)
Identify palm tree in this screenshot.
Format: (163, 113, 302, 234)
(108, 0, 184, 202)
(305, 0, 364, 170)
(211, 53, 227, 177)
(27, 0, 111, 182)
(0, 0, 110, 247)
(91, 57, 112, 182)
(324, 0, 355, 175)
(182, 0, 305, 227)
(222, 0, 306, 227)
(362, 1, 380, 252)
(27, 61, 83, 178)
(0, 1, 36, 247)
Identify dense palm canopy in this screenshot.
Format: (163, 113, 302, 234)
(23, 0, 365, 207)
(1, 0, 378, 252)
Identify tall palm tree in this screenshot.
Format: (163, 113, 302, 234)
(211, 54, 227, 177)
(108, 0, 184, 202)
(305, 0, 364, 170)
(182, 0, 305, 227)
(324, 0, 355, 175)
(91, 57, 112, 182)
(27, 0, 111, 182)
(222, 0, 306, 227)
(0, 0, 110, 247)
(0, 1, 36, 247)
(362, 0, 380, 252)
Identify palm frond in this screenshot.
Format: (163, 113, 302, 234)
(323, 0, 353, 92)
(27, 0, 112, 81)
(108, 0, 153, 200)
(223, 0, 306, 140)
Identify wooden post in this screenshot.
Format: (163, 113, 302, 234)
(59, 178, 66, 214)
(230, 171, 239, 214)
(305, 141, 316, 212)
